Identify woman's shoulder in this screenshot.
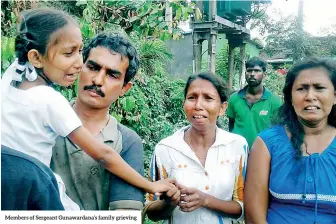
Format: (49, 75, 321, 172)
(155, 126, 187, 150)
(217, 128, 248, 145)
(259, 125, 285, 139)
(215, 128, 249, 155)
(258, 125, 290, 155)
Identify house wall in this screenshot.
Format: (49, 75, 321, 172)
(166, 33, 261, 79)
(246, 42, 261, 58)
(165, 34, 194, 79)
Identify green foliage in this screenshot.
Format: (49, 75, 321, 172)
(143, 217, 163, 224)
(113, 71, 187, 170)
(74, 0, 195, 41)
(215, 44, 243, 90)
(138, 39, 173, 76)
(264, 67, 286, 98)
(1, 36, 16, 73)
(215, 45, 229, 81)
(110, 38, 188, 171)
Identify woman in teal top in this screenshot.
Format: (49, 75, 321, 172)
(244, 58, 336, 224)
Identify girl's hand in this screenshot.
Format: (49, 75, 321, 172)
(178, 184, 208, 212)
(161, 185, 181, 206)
(149, 178, 175, 194)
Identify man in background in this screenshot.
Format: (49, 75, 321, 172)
(227, 56, 282, 148)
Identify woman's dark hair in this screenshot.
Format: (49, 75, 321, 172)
(15, 8, 78, 65)
(184, 72, 228, 103)
(82, 33, 140, 85)
(274, 57, 336, 159)
(184, 72, 228, 128)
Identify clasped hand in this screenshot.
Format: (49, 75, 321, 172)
(161, 182, 207, 212)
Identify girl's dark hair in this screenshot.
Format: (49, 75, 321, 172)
(15, 8, 77, 65)
(184, 72, 229, 128)
(82, 33, 140, 85)
(273, 57, 336, 159)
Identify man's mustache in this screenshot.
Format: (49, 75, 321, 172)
(84, 85, 105, 97)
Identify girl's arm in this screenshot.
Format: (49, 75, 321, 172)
(244, 137, 271, 224)
(68, 126, 174, 194)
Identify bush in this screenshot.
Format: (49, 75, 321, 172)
(113, 71, 188, 171)
(264, 67, 286, 99)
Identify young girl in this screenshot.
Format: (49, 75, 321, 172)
(1, 8, 173, 210)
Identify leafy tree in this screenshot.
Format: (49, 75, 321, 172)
(264, 66, 286, 98)
(72, 0, 195, 40)
(250, 12, 336, 61)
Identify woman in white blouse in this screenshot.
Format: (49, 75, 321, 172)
(145, 72, 248, 224)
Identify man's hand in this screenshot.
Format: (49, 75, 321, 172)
(178, 184, 208, 212)
(150, 178, 175, 196)
(145, 181, 181, 222)
(161, 185, 180, 206)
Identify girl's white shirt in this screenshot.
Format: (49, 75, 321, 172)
(1, 84, 82, 166)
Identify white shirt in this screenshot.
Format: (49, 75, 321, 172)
(1, 85, 82, 166)
(147, 126, 248, 224)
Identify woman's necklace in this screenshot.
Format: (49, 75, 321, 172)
(186, 132, 208, 160)
(303, 142, 311, 156)
(303, 125, 336, 156)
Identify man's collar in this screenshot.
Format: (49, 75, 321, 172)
(237, 85, 271, 100)
(100, 115, 119, 142)
(69, 100, 118, 146)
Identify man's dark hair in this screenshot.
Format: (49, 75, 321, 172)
(15, 8, 77, 66)
(82, 33, 140, 85)
(246, 57, 267, 72)
(273, 57, 336, 159)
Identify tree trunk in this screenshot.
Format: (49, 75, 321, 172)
(228, 44, 235, 89)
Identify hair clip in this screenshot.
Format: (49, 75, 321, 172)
(13, 58, 38, 82)
(26, 62, 37, 82)
(14, 58, 26, 72)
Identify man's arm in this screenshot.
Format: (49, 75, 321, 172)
(226, 94, 236, 132)
(145, 157, 179, 221)
(108, 125, 145, 210)
(229, 118, 235, 132)
(145, 187, 180, 222)
(1, 146, 65, 210)
(33, 173, 65, 210)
